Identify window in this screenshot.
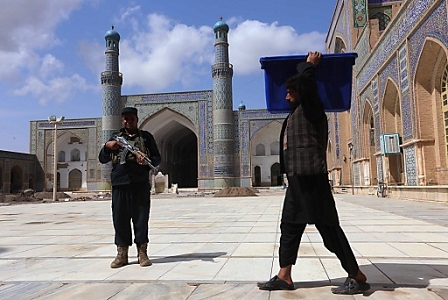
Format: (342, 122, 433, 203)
(58, 151, 65, 162)
(270, 141, 280, 155)
(370, 117, 375, 147)
(71, 149, 80, 161)
(256, 144, 265, 156)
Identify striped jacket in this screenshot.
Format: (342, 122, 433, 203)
(279, 62, 328, 176)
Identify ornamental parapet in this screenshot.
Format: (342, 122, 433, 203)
(101, 71, 123, 85)
(212, 63, 234, 77)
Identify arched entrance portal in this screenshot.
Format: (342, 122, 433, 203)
(271, 163, 281, 186)
(69, 169, 82, 190)
(141, 108, 198, 188)
(382, 79, 404, 185)
(250, 121, 282, 186)
(10, 166, 22, 193)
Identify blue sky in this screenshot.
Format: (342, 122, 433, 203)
(0, 0, 335, 153)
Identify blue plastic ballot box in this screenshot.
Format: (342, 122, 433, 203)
(259, 53, 357, 113)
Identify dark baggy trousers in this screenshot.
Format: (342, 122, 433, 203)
(279, 175, 360, 278)
(112, 182, 151, 246)
(279, 222, 359, 277)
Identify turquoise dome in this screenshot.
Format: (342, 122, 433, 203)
(105, 27, 120, 41)
(238, 102, 246, 110)
(213, 19, 229, 32)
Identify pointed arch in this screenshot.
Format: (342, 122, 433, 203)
(250, 121, 282, 186)
(362, 100, 377, 185)
(10, 165, 22, 193)
(68, 169, 82, 190)
(382, 79, 402, 134)
(414, 38, 448, 184)
(141, 108, 198, 188)
(334, 36, 347, 53)
(271, 163, 282, 186)
(381, 78, 404, 185)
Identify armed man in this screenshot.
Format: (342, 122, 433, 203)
(99, 107, 161, 268)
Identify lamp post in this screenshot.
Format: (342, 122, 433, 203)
(348, 142, 354, 195)
(48, 115, 65, 201)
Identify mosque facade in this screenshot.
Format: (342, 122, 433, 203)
(326, 0, 448, 200)
(4, 0, 445, 201)
(27, 19, 286, 193)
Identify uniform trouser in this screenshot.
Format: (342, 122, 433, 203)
(112, 182, 151, 246)
(279, 222, 359, 277)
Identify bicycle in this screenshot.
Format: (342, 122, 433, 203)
(377, 181, 387, 198)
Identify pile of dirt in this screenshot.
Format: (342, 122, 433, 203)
(214, 187, 259, 197)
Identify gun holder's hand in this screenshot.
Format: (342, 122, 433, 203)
(136, 151, 148, 165)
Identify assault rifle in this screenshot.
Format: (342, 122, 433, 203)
(113, 135, 158, 172)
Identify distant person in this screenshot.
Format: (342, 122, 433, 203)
(99, 107, 161, 268)
(257, 52, 370, 295)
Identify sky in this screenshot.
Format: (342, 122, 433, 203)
(0, 0, 336, 153)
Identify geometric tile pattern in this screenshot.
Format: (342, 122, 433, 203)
(404, 145, 418, 186)
(352, 0, 368, 28)
(348, 0, 447, 187)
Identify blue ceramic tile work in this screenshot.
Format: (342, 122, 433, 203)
(377, 155, 384, 182)
(398, 44, 409, 94)
(334, 112, 340, 159)
(371, 77, 382, 153)
(356, 0, 434, 92)
(199, 101, 208, 178)
(38, 120, 96, 128)
(213, 78, 233, 110)
(233, 114, 240, 154)
(354, 28, 370, 73)
(353, 0, 368, 28)
(141, 91, 208, 102)
(368, 0, 398, 3)
(238, 120, 250, 177)
(378, 53, 398, 96)
(102, 86, 121, 116)
(200, 101, 207, 156)
(404, 145, 418, 186)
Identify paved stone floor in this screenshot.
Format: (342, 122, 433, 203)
(1, 191, 448, 299)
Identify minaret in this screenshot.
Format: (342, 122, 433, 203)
(100, 26, 122, 189)
(101, 26, 122, 143)
(212, 18, 235, 187)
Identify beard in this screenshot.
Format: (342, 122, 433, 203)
(288, 98, 301, 110)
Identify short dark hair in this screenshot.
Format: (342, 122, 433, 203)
(285, 74, 300, 91)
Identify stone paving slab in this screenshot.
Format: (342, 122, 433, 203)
(1, 192, 448, 299)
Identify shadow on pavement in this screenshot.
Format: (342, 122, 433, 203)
(150, 252, 228, 264)
(289, 262, 448, 296)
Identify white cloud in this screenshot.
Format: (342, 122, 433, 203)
(119, 14, 214, 91)
(116, 5, 141, 23)
(14, 74, 91, 105)
(229, 20, 326, 75)
(117, 15, 326, 92)
(0, 2, 327, 105)
(40, 55, 64, 79)
(0, 0, 83, 97)
(0, 0, 81, 54)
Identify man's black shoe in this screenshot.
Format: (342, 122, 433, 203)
(258, 275, 295, 290)
(331, 277, 370, 295)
